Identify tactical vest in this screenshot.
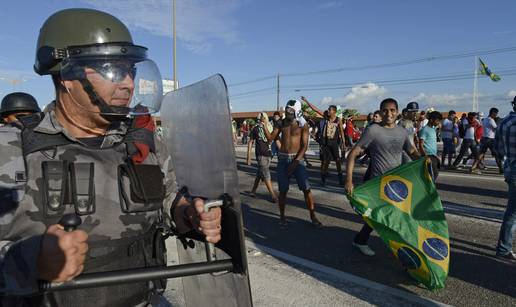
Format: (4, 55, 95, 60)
(4, 113, 168, 307)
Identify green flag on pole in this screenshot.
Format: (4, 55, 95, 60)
(346, 158, 450, 290)
(479, 58, 501, 82)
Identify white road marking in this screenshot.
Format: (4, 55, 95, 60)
(439, 172, 505, 182)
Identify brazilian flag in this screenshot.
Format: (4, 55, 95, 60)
(347, 158, 449, 290)
(479, 58, 501, 82)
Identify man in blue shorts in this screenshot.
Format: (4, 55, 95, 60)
(263, 99, 322, 227)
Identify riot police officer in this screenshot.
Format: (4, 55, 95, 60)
(0, 8, 221, 306)
(0, 92, 41, 125)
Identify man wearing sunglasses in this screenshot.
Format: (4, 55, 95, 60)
(0, 8, 221, 306)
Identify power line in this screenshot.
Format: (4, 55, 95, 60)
(226, 45, 516, 87)
(293, 71, 516, 92)
(284, 67, 516, 90)
(229, 70, 516, 99)
(229, 86, 276, 98)
(230, 91, 275, 101)
(282, 46, 516, 77)
(228, 75, 276, 87)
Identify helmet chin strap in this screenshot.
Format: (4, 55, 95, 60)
(78, 78, 131, 122)
(61, 87, 108, 136)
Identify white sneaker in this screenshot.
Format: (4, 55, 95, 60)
(352, 242, 376, 256)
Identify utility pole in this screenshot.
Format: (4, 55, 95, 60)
(276, 74, 280, 110)
(173, 0, 178, 90)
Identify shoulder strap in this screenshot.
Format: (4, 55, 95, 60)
(19, 113, 72, 156)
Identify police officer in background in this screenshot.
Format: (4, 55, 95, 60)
(0, 92, 41, 126)
(0, 8, 221, 306)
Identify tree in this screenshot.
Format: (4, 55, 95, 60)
(340, 108, 360, 119)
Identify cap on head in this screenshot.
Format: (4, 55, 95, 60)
(0, 92, 40, 116)
(406, 101, 419, 112)
(34, 8, 138, 75)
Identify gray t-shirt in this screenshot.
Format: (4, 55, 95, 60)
(357, 124, 412, 178)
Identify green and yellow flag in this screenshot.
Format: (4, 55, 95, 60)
(479, 58, 501, 82)
(347, 158, 449, 290)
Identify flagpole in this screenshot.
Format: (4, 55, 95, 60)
(473, 56, 478, 112)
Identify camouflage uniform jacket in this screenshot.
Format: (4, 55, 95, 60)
(0, 102, 177, 296)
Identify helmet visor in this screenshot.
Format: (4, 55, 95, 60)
(60, 57, 163, 116)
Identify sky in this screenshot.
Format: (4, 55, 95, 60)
(1, 0, 516, 115)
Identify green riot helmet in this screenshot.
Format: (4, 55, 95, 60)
(34, 8, 163, 118)
(0, 92, 41, 116)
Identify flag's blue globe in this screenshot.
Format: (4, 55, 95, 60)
(384, 180, 409, 202)
(422, 238, 448, 261)
(397, 247, 421, 269)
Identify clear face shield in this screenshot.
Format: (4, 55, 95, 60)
(60, 44, 163, 118)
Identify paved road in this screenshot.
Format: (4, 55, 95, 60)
(164, 239, 438, 307)
(236, 146, 515, 307)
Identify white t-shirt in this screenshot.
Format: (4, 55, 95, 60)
(482, 117, 497, 139)
(419, 118, 428, 129)
(441, 118, 454, 139)
(463, 118, 475, 140)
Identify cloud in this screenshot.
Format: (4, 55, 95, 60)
(493, 30, 514, 36)
(410, 92, 514, 114)
(409, 92, 473, 109)
(319, 1, 344, 9)
(79, 0, 241, 54)
(0, 69, 35, 81)
(320, 83, 387, 112)
(319, 87, 516, 115)
(0, 34, 20, 42)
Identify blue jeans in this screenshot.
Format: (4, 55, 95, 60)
(276, 153, 310, 193)
(497, 164, 516, 255)
(271, 142, 279, 157)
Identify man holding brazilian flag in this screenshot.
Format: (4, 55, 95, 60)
(347, 158, 449, 290)
(345, 98, 449, 290)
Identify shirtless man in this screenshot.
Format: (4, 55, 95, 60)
(263, 99, 322, 227)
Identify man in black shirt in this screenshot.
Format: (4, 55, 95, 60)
(320, 105, 345, 185)
(247, 112, 278, 202)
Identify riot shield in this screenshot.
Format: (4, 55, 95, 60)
(160, 74, 252, 307)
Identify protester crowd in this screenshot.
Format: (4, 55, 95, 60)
(243, 96, 516, 262)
